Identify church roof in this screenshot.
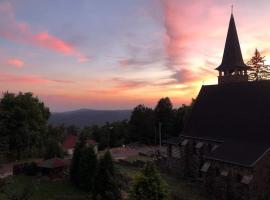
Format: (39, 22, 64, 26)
(216, 14, 248, 71)
(182, 81, 270, 167)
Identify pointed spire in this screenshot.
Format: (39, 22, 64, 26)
(216, 13, 248, 71)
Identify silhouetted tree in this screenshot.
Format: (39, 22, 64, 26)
(129, 105, 155, 144)
(129, 162, 168, 200)
(43, 138, 63, 159)
(66, 125, 80, 135)
(70, 133, 86, 185)
(78, 145, 98, 192)
(47, 124, 66, 143)
(248, 48, 270, 81)
(0, 92, 50, 159)
(93, 151, 121, 200)
(154, 97, 174, 139)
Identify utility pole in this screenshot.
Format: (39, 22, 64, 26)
(159, 122, 162, 148)
(108, 126, 113, 149)
(154, 126, 157, 145)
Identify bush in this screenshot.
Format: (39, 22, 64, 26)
(129, 162, 169, 200)
(13, 162, 39, 176)
(13, 163, 25, 175)
(93, 151, 122, 200)
(25, 162, 38, 176)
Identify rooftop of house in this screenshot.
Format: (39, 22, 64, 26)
(62, 135, 97, 150)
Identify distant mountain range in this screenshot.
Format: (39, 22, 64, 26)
(48, 109, 132, 127)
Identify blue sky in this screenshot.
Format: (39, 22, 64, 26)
(1, 0, 270, 111)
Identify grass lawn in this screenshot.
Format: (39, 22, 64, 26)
(116, 161, 209, 200)
(0, 175, 89, 200)
(125, 155, 153, 162)
(1, 156, 210, 200)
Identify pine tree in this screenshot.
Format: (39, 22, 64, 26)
(78, 145, 98, 192)
(247, 48, 270, 81)
(70, 133, 86, 185)
(93, 151, 121, 200)
(129, 162, 169, 200)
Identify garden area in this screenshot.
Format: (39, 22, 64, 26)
(0, 175, 89, 200)
(0, 153, 210, 200)
(116, 161, 209, 200)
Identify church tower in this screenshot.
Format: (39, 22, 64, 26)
(216, 14, 249, 84)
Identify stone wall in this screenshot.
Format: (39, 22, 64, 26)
(204, 160, 253, 200)
(163, 139, 270, 199)
(253, 151, 270, 199)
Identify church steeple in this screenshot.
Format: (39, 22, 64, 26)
(216, 13, 249, 84)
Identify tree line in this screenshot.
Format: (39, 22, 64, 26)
(0, 92, 194, 161)
(63, 97, 194, 150)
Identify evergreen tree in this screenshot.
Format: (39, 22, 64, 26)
(43, 138, 63, 159)
(129, 162, 168, 200)
(154, 97, 174, 138)
(247, 48, 270, 81)
(70, 133, 86, 185)
(78, 145, 98, 192)
(129, 104, 155, 143)
(93, 151, 121, 200)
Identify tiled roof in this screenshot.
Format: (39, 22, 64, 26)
(62, 135, 97, 150)
(62, 135, 77, 149)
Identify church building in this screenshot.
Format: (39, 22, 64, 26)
(163, 13, 270, 200)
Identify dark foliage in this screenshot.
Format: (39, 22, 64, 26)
(93, 151, 122, 200)
(78, 145, 98, 192)
(91, 120, 129, 150)
(43, 138, 64, 159)
(13, 162, 38, 176)
(128, 98, 193, 144)
(129, 162, 168, 200)
(70, 133, 87, 185)
(24, 162, 38, 176)
(129, 105, 155, 144)
(154, 97, 175, 139)
(247, 49, 270, 81)
(0, 92, 50, 160)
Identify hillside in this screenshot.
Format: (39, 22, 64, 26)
(49, 109, 132, 127)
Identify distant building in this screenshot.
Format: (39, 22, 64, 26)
(164, 13, 270, 200)
(62, 135, 98, 156)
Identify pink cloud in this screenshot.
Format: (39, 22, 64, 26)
(7, 58, 24, 68)
(0, 72, 74, 84)
(161, 0, 228, 69)
(0, 2, 88, 62)
(88, 78, 147, 95)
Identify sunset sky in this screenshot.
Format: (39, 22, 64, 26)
(1, 0, 270, 111)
